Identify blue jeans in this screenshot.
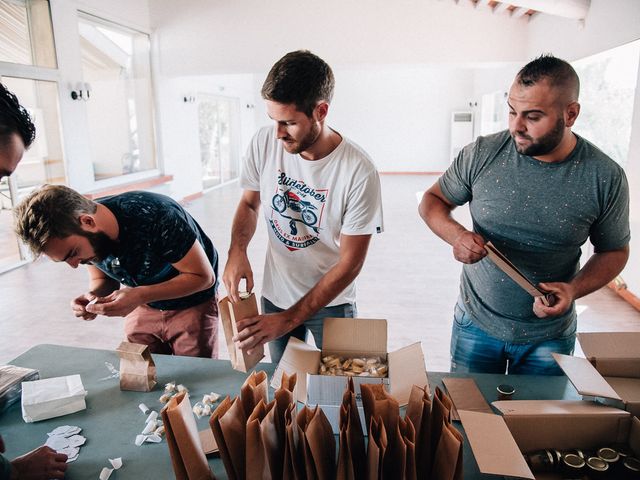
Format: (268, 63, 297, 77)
(262, 297, 357, 364)
(450, 301, 575, 375)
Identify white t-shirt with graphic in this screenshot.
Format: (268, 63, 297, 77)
(240, 125, 384, 309)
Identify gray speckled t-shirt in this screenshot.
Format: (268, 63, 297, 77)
(439, 130, 630, 343)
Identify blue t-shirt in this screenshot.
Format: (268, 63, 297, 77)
(439, 130, 630, 343)
(94, 191, 218, 310)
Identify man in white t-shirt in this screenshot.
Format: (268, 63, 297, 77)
(223, 50, 384, 363)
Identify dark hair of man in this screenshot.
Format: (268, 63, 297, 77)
(516, 54, 580, 100)
(0, 83, 36, 149)
(261, 50, 335, 117)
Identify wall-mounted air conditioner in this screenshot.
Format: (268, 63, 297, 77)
(450, 111, 473, 162)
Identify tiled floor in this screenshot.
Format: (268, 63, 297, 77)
(1, 175, 638, 370)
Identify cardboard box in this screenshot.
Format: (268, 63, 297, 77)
(460, 399, 639, 479)
(553, 331, 640, 417)
(271, 317, 428, 433)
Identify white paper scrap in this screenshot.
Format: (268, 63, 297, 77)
(45, 435, 70, 450)
(134, 435, 145, 446)
(144, 434, 162, 443)
(146, 411, 158, 424)
(99, 467, 113, 480)
(141, 420, 156, 435)
(67, 435, 86, 447)
(109, 457, 123, 469)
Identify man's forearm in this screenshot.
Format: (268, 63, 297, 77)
(228, 201, 259, 254)
(569, 247, 630, 299)
(287, 262, 362, 327)
(419, 191, 467, 246)
(134, 272, 214, 305)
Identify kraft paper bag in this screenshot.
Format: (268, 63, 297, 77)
(261, 395, 285, 480)
(116, 341, 156, 392)
(240, 370, 268, 417)
(284, 403, 306, 480)
(305, 406, 336, 480)
(360, 383, 399, 440)
(431, 423, 463, 480)
(429, 387, 453, 480)
(366, 416, 387, 480)
(399, 416, 417, 480)
(337, 378, 366, 480)
(294, 406, 336, 480)
(218, 293, 265, 372)
(383, 419, 406, 480)
(161, 391, 214, 480)
(246, 399, 275, 480)
(406, 385, 431, 480)
(209, 396, 247, 480)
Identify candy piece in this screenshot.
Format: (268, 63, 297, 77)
(159, 393, 173, 403)
(177, 384, 187, 393)
(99, 467, 113, 480)
(138, 403, 150, 415)
(135, 435, 146, 446)
(145, 434, 162, 443)
(109, 458, 123, 469)
(164, 382, 176, 392)
(154, 425, 165, 436)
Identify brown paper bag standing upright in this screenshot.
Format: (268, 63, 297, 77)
(431, 423, 463, 480)
(218, 293, 265, 372)
(161, 392, 214, 480)
(285, 403, 307, 480)
(240, 370, 269, 417)
(116, 341, 157, 391)
(406, 385, 431, 480)
(209, 396, 247, 480)
(305, 406, 336, 480)
(366, 416, 387, 480)
(246, 399, 275, 480)
(337, 378, 366, 480)
(399, 417, 417, 480)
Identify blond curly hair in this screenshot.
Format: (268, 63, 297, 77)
(14, 184, 97, 256)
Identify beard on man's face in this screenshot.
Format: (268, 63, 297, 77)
(512, 116, 565, 157)
(81, 231, 117, 263)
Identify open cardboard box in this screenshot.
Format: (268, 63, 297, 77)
(271, 317, 428, 433)
(460, 399, 640, 479)
(553, 331, 640, 417)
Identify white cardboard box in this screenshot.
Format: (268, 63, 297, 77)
(271, 317, 428, 433)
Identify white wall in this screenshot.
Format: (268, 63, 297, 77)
(149, 0, 529, 76)
(329, 66, 474, 172)
(527, 0, 640, 61)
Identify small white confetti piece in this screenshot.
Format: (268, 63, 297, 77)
(99, 467, 113, 480)
(145, 434, 162, 443)
(146, 411, 158, 424)
(109, 458, 122, 469)
(142, 421, 156, 435)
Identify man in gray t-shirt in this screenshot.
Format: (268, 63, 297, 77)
(419, 55, 630, 375)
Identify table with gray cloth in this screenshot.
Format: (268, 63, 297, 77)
(0, 345, 582, 479)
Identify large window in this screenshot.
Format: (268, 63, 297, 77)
(573, 40, 640, 167)
(79, 14, 156, 181)
(0, 0, 63, 272)
(0, 0, 56, 68)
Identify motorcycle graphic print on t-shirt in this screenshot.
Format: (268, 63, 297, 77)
(269, 171, 327, 251)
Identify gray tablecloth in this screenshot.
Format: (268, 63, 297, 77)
(0, 344, 581, 479)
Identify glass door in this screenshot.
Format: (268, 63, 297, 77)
(198, 94, 240, 189)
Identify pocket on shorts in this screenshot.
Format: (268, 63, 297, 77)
(453, 302, 473, 328)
